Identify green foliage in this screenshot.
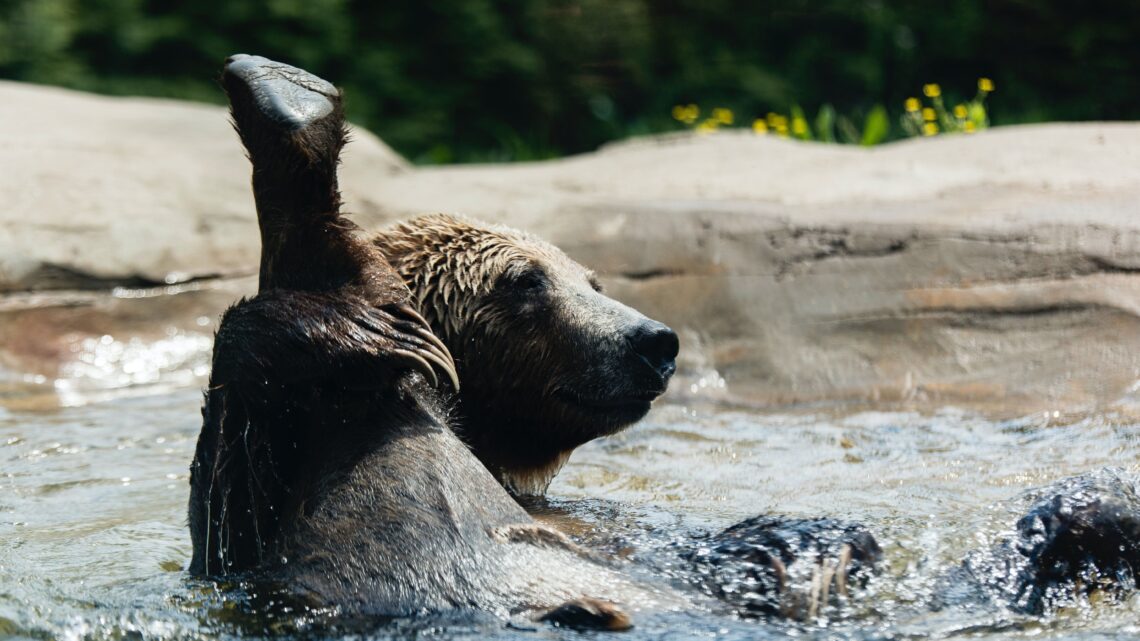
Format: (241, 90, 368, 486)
(860, 104, 890, 146)
(675, 101, 892, 146)
(789, 105, 810, 140)
(0, 1, 1137, 162)
(813, 104, 836, 144)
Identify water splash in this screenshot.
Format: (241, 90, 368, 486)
(673, 329, 730, 402)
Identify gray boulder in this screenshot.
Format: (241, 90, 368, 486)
(4, 79, 1140, 413)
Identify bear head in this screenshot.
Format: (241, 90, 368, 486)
(373, 215, 678, 496)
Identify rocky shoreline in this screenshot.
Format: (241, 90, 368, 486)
(4, 80, 1140, 412)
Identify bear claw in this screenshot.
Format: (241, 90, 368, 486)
(358, 302, 459, 391)
(398, 306, 460, 391)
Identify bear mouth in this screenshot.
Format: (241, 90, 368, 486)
(556, 389, 661, 414)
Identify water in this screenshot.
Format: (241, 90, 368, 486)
(2, 337, 1140, 640)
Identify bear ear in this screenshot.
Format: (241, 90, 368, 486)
(506, 265, 550, 293)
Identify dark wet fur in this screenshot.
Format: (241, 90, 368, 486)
(938, 468, 1140, 615)
(189, 292, 454, 574)
(189, 57, 454, 577)
(221, 60, 357, 294)
(684, 516, 881, 618)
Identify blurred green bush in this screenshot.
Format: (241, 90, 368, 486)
(1, 0, 1137, 163)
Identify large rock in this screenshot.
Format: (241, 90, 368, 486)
(4, 80, 1140, 413)
(0, 80, 405, 291)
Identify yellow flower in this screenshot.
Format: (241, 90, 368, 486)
(953, 104, 968, 119)
(766, 112, 780, 126)
(922, 107, 936, 122)
(978, 77, 994, 93)
(712, 107, 734, 125)
(923, 83, 941, 98)
(775, 122, 789, 138)
(696, 119, 719, 134)
(964, 120, 977, 133)
(672, 105, 686, 121)
(905, 97, 920, 112)
(923, 122, 939, 136)
(792, 117, 807, 136)
(752, 119, 768, 134)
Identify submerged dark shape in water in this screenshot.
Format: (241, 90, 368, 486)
(936, 467, 1140, 615)
(684, 516, 882, 618)
(665, 468, 1140, 622)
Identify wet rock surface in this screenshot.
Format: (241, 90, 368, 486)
(4, 80, 1140, 412)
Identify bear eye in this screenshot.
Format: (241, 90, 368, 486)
(513, 268, 548, 292)
(588, 274, 603, 293)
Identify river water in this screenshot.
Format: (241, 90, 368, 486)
(2, 331, 1139, 640)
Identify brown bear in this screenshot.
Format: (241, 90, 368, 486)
(371, 215, 678, 497)
(187, 54, 675, 627)
(189, 54, 1140, 630)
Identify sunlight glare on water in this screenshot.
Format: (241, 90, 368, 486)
(52, 331, 212, 407)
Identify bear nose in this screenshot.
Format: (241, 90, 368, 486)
(626, 320, 679, 381)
